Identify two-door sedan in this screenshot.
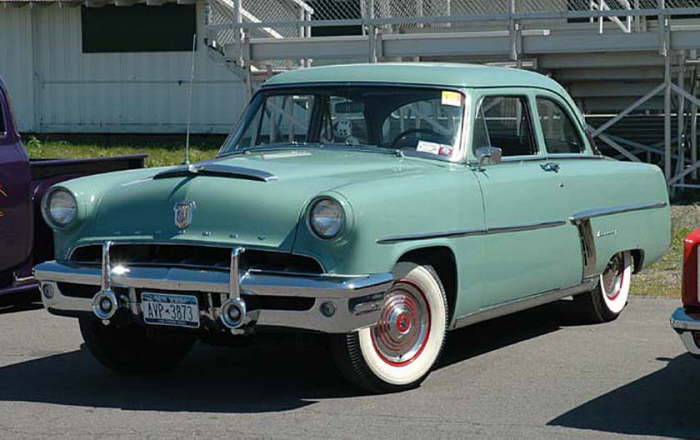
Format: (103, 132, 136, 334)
(35, 63, 670, 393)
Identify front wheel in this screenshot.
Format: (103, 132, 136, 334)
(331, 262, 448, 393)
(79, 316, 195, 374)
(574, 251, 633, 323)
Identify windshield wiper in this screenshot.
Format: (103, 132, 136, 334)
(153, 163, 277, 182)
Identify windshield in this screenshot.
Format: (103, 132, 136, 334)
(218, 85, 465, 160)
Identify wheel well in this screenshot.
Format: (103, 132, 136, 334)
(398, 246, 457, 322)
(630, 249, 645, 274)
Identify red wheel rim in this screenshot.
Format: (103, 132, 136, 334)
(371, 279, 431, 367)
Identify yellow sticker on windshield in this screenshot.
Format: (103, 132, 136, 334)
(441, 91, 462, 107)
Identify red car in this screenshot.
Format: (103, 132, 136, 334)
(671, 228, 700, 357)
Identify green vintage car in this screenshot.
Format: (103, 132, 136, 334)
(35, 63, 670, 393)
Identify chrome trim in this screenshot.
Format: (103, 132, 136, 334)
(376, 227, 483, 244)
(229, 247, 244, 300)
(153, 164, 278, 182)
(376, 220, 565, 244)
(66, 240, 326, 273)
(487, 220, 566, 234)
(670, 307, 700, 356)
(574, 219, 598, 280)
(36, 256, 394, 333)
(451, 280, 596, 330)
(569, 201, 668, 224)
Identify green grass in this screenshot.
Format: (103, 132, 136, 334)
(24, 134, 698, 299)
(24, 134, 223, 168)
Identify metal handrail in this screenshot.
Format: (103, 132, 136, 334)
(208, 6, 700, 32)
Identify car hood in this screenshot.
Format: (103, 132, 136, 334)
(88, 149, 437, 251)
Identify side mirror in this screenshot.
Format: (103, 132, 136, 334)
(475, 146, 503, 167)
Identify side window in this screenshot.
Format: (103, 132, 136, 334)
(473, 96, 536, 157)
(536, 97, 584, 154)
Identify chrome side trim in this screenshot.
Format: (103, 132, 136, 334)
(487, 220, 566, 234)
(451, 280, 596, 330)
(377, 228, 484, 244)
(376, 220, 565, 244)
(569, 201, 668, 224)
(574, 219, 598, 281)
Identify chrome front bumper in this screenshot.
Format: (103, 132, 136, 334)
(670, 307, 700, 357)
(34, 242, 393, 334)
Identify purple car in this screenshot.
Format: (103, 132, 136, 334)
(0, 77, 146, 304)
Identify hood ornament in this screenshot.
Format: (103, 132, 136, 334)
(174, 201, 196, 230)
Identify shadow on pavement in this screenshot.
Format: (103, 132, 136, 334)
(0, 298, 632, 414)
(548, 353, 700, 439)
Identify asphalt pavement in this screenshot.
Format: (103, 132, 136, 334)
(0, 296, 697, 440)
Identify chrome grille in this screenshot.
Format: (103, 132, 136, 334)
(69, 244, 324, 274)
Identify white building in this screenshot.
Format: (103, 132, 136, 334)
(0, 0, 246, 133)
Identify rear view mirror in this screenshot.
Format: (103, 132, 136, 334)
(475, 146, 503, 167)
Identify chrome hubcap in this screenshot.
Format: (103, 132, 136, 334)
(371, 281, 430, 366)
(602, 253, 625, 300)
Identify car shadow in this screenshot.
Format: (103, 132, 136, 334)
(0, 299, 604, 414)
(548, 353, 700, 439)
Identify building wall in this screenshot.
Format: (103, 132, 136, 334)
(0, 0, 246, 134)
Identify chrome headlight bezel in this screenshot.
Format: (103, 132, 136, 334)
(42, 188, 78, 229)
(307, 197, 346, 240)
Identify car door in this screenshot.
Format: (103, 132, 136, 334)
(471, 91, 582, 308)
(0, 86, 32, 274)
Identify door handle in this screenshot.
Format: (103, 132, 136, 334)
(541, 162, 560, 173)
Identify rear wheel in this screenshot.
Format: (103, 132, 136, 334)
(331, 262, 448, 393)
(575, 251, 633, 323)
(79, 316, 195, 374)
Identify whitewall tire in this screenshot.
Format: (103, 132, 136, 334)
(575, 251, 633, 323)
(331, 262, 448, 393)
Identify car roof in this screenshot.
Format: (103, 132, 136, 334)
(263, 62, 566, 93)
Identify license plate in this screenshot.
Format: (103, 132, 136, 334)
(142, 292, 200, 329)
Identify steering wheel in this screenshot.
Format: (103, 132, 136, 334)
(390, 128, 443, 149)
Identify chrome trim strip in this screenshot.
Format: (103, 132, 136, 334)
(487, 220, 566, 234)
(376, 220, 565, 244)
(377, 228, 484, 244)
(451, 280, 596, 330)
(569, 201, 668, 224)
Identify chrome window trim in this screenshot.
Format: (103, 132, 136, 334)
(376, 220, 565, 244)
(569, 201, 668, 224)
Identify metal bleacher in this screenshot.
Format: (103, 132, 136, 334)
(204, 0, 700, 191)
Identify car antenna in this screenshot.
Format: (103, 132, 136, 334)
(184, 33, 197, 168)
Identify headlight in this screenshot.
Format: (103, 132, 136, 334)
(309, 197, 345, 239)
(45, 189, 77, 227)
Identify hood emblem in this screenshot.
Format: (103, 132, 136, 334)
(174, 201, 196, 230)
